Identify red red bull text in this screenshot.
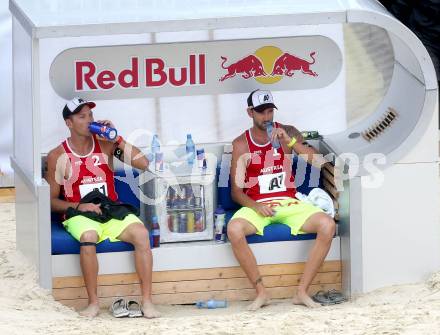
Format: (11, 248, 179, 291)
(75, 54, 206, 91)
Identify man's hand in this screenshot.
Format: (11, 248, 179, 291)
(253, 203, 275, 217)
(77, 203, 102, 215)
(270, 127, 292, 146)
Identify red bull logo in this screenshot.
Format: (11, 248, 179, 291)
(50, 37, 340, 100)
(219, 55, 267, 81)
(75, 54, 206, 91)
(219, 46, 318, 84)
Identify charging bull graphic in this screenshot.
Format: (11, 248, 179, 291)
(219, 50, 318, 82)
(271, 52, 318, 77)
(219, 55, 267, 82)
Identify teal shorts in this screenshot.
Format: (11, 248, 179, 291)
(62, 213, 142, 243)
(230, 198, 323, 236)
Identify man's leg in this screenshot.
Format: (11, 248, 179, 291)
(79, 230, 100, 317)
(292, 212, 336, 308)
(117, 223, 160, 318)
(227, 218, 269, 311)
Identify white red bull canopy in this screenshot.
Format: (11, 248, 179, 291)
(10, 0, 438, 175)
(49, 36, 342, 100)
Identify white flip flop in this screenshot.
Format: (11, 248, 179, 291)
(127, 300, 143, 318)
(110, 298, 129, 318)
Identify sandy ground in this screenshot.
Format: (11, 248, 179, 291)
(1, 202, 440, 335)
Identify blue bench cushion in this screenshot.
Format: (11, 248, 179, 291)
(51, 220, 134, 255)
(51, 169, 142, 255)
(220, 156, 322, 243)
(224, 210, 317, 244)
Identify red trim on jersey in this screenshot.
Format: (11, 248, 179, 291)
(61, 135, 118, 203)
(243, 122, 296, 202)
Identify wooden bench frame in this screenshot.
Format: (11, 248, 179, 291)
(54, 261, 341, 310)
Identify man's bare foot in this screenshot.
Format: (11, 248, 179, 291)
(247, 293, 270, 311)
(79, 303, 100, 317)
(142, 300, 161, 318)
(292, 291, 321, 308)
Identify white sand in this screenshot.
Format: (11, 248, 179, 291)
(1, 202, 440, 335)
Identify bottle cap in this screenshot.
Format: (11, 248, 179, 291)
(215, 205, 225, 215)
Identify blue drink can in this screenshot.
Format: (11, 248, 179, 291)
(197, 149, 205, 168)
(178, 212, 187, 233)
(89, 122, 118, 140)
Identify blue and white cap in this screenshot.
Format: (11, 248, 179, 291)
(247, 89, 277, 113)
(63, 97, 96, 119)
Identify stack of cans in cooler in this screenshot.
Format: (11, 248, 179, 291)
(166, 184, 205, 233)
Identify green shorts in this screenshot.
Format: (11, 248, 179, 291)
(62, 214, 142, 243)
(230, 198, 323, 236)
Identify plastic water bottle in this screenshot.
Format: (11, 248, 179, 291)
(265, 122, 280, 150)
(185, 134, 195, 165)
(151, 216, 160, 248)
(214, 206, 226, 243)
(155, 152, 164, 172)
(151, 134, 160, 160)
(196, 299, 227, 309)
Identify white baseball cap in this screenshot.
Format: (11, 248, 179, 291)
(247, 89, 277, 113)
(63, 97, 96, 119)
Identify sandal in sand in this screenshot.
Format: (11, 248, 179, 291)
(312, 290, 346, 306)
(127, 300, 143, 318)
(110, 298, 129, 318)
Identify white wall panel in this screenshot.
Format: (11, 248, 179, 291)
(0, 3, 13, 186)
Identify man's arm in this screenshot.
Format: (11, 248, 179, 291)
(278, 124, 329, 169)
(45, 148, 101, 214)
(230, 137, 274, 217)
(112, 137, 149, 171)
(46, 149, 73, 213)
(95, 119, 149, 171)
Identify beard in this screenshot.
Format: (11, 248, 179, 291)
(254, 119, 270, 131)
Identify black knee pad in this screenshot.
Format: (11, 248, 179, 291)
(79, 241, 96, 247)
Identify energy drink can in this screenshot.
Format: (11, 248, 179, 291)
(172, 213, 179, 232)
(187, 211, 195, 233)
(185, 185, 195, 207)
(197, 149, 205, 168)
(301, 130, 320, 140)
(194, 210, 204, 232)
(178, 212, 187, 233)
(167, 187, 175, 208)
(88, 122, 118, 140)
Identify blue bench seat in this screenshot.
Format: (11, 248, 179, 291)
(219, 156, 323, 243)
(52, 156, 326, 254)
